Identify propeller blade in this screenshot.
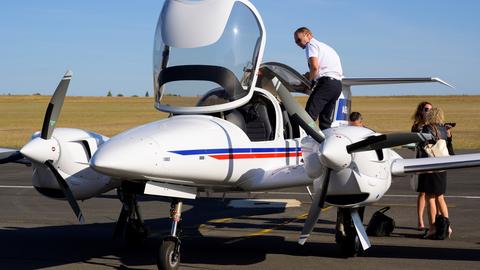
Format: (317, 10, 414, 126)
(41, 70, 72, 140)
(272, 78, 325, 144)
(298, 168, 331, 245)
(44, 161, 85, 224)
(290, 114, 325, 144)
(0, 151, 24, 164)
(346, 132, 433, 153)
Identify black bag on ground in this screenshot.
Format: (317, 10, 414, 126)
(366, 206, 395, 236)
(435, 215, 450, 240)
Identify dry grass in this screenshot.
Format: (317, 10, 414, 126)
(1, 95, 479, 149)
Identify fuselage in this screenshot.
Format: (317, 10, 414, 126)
(90, 110, 399, 207)
(90, 114, 303, 187)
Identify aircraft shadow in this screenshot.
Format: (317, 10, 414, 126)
(1, 198, 479, 269)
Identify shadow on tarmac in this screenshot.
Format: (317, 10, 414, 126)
(1, 197, 479, 269)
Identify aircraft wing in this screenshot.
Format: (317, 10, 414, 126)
(391, 153, 480, 176)
(0, 148, 31, 165)
(0, 148, 17, 157)
(342, 77, 454, 88)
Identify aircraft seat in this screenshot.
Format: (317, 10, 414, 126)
(244, 101, 273, 141)
(224, 110, 246, 132)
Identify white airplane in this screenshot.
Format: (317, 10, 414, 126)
(2, 0, 480, 269)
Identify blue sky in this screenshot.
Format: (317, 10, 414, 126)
(1, 0, 479, 96)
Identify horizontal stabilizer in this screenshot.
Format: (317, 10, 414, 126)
(342, 77, 454, 88)
(391, 153, 480, 176)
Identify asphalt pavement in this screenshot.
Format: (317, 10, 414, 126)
(1, 149, 479, 269)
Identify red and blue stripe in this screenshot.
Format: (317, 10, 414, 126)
(169, 147, 302, 160)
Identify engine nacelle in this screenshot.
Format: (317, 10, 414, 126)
(30, 128, 118, 200)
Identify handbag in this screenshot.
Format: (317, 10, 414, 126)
(434, 215, 451, 240)
(366, 206, 395, 236)
(423, 125, 450, 157)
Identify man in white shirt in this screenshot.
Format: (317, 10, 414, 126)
(294, 27, 343, 130)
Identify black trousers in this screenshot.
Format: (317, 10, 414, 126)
(305, 77, 342, 130)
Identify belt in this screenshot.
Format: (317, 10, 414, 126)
(317, 76, 340, 82)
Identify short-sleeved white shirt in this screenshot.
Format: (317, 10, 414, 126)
(305, 37, 343, 81)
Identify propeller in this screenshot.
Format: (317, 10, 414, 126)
(270, 76, 334, 245)
(19, 70, 85, 224)
(298, 168, 331, 245)
(346, 132, 433, 153)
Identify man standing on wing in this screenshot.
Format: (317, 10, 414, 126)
(294, 27, 343, 130)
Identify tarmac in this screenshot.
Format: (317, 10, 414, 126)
(1, 149, 479, 269)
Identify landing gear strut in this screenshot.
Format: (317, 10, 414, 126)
(335, 207, 365, 257)
(157, 199, 183, 270)
(114, 182, 148, 247)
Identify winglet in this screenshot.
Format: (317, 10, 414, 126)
(432, 77, 454, 88)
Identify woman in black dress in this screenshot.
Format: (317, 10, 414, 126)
(418, 107, 454, 239)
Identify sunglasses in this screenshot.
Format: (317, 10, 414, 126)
(295, 33, 306, 44)
(423, 107, 431, 112)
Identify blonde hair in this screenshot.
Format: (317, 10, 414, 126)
(425, 107, 445, 125)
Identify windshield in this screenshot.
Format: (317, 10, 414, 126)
(153, 0, 263, 113)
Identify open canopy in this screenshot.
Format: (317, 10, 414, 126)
(153, 0, 265, 114)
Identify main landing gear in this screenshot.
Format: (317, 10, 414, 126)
(157, 199, 183, 270)
(335, 207, 365, 257)
(114, 182, 148, 246)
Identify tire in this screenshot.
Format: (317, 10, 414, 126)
(339, 229, 360, 257)
(157, 239, 180, 270)
(337, 208, 361, 257)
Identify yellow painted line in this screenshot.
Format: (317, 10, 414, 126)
(207, 218, 234, 223)
(199, 217, 235, 230)
(226, 206, 333, 243)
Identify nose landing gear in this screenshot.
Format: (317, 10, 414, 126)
(157, 199, 183, 270)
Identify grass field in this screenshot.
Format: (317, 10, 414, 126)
(1, 95, 479, 149)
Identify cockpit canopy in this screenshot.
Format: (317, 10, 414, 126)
(153, 0, 265, 114)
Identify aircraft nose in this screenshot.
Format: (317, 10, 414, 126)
(90, 135, 160, 178)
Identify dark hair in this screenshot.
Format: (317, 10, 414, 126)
(349, 111, 362, 122)
(412, 101, 432, 130)
(294, 27, 312, 35)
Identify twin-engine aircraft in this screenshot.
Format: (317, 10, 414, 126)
(2, 0, 480, 269)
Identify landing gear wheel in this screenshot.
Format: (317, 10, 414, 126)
(125, 219, 148, 247)
(336, 208, 362, 257)
(339, 228, 360, 257)
(157, 238, 180, 270)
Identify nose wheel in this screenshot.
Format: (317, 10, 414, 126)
(157, 199, 183, 270)
(158, 236, 181, 270)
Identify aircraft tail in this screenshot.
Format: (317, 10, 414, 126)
(330, 77, 454, 127)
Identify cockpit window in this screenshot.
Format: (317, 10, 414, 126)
(153, 1, 263, 112)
